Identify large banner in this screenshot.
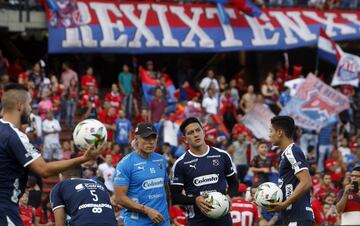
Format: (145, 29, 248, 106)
(280, 74, 350, 131)
(45, 1, 360, 53)
(331, 53, 360, 87)
(242, 104, 275, 140)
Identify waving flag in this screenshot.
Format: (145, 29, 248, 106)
(280, 74, 349, 131)
(139, 67, 176, 106)
(317, 29, 344, 65)
(209, 0, 262, 24)
(332, 53, 360, 87)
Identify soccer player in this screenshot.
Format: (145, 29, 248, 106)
(113, 122, 170, 226)
(0, 84, 105, 225)
(170, 117, 239, 226)
(267, 116, 314, 226)
(50, 167, 117, 226)
(231, 183, 259, 226)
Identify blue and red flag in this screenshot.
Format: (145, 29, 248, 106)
(140, 67, 176, 106)
(317, 29, 344, 65)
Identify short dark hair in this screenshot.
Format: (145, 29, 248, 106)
(180, 117, 202, 134)
(271, 116, 295, 139)
(4, 83, 27, 92)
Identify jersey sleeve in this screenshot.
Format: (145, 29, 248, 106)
(223, 151, 236, 177)
(50, 183, 65, 211)
(113, 157, 131, 187)
(171, 158, 184, 186)
(284, 145, 308, 175)
(8, 129, 41, 167)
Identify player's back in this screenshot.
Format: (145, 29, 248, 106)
(50, 178, 117, 226)
(0, 119, 40, 206)
(231, 198, 259, 226)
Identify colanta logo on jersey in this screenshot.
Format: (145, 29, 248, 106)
(142, 178, 164, 190)
(193, 174, 219, 187)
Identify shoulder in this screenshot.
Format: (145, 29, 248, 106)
(211, 146, 232, 159)
(172, 152, 187, 170)
(283, 144, 303, 158)
(151, 152, 166, 160)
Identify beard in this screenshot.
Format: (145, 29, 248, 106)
(20, 112, 30, 125)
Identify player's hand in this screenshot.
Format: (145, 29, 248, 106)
(195, 194, 214, 215)
(84, 142, 107, 160)
(144, 206, 165, 224)
(267, 201, 288, 212)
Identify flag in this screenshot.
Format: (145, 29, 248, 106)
(280, 73, 349, 131)
(332, 53, 360, 87)
(139, 67, 176, 106)
(242, 104, 275, 140)
(208, 0, 262, 24)
(317, 29, 343, 65)
(230, 0, 262, 17)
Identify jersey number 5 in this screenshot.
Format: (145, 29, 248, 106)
(90, 190, 98, 202)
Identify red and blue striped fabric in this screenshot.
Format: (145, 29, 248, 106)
(317, 29, 344, 65)
(140, 67, 176, 105)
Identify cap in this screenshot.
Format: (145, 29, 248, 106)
(238, 183, 247, 193)
(146, 60, 153, 65)
(135, 122, 158, 138)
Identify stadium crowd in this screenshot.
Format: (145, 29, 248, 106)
(0, 47, 360, 226)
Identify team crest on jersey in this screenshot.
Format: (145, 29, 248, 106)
(212, 159, 220, 166)
(158, 162, 163, 169)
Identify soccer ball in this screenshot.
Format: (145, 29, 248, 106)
(73, 119, 107, 151)
(254, 182, 283, 208)
(204, 192, 230, 219)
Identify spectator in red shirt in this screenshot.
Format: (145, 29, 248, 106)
(133, 109, 150, 125)
(336, 165, 360, 225)
(314, 174, 337, 200)
(99, 106, 117, 142)
(220, 87, 237, 132)
(81, 85, 100, 119)
(325, 150, 347, 186)
(231, 183, 259, 226)
(202, 115, 218, 146)
(19, 192, 35, 226)
(81, 66, 98, 92)
(232, 114, 253, 139)
(170, 205, 187, 226)
(149, 87, 168, 122)
(35, 195, 54, 226)
(110, 143, 123, 167)
(104, 83, 123, 111)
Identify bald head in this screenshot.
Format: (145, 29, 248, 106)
(1, 84, 30, 114)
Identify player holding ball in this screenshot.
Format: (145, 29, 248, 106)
(267, 116, 314, 226)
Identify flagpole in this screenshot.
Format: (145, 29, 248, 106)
(315, 47, 320, 76)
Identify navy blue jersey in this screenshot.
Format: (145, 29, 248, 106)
(278, 143, 314, 224)
(50, 178, 117, 226)
(171, 146, 235, 226)
(0, 119, 41, 206)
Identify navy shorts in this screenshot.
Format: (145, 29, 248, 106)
(0, 205, 23, 226)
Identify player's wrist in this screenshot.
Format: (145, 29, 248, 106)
(142, 204, 148, 215)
